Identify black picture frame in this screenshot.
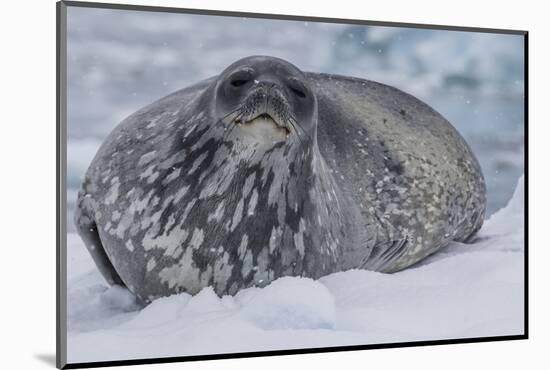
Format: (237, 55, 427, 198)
(56, 1, 529, 368)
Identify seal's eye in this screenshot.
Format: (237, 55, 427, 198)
(228, 68, 255, 89)
(231, 79, 248, 87)
(290, 86, 306, 98)
(288, 77, 307, 99)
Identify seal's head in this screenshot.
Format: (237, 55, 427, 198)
(214, 56, 316, 145)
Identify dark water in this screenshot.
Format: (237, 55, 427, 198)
(66, 7, 524, 230)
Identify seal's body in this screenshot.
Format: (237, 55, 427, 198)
(75, 56, 486, 303)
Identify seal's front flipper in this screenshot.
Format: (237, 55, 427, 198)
(73, 207, 125, 287)
(362, 239, 409, 273)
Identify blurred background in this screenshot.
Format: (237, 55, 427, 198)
(66, 7, 525, 231)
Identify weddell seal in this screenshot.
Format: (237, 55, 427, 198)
(75, 55, 486, 303)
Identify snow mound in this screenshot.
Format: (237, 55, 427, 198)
(237, 277, 336, 330)
(67, 175, 525, 363)
(122, 293, 192, 330)
(481, 175, 524, 242)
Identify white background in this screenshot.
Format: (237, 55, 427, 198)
(0, 0, 546, 369)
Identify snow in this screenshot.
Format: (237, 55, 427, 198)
(66, 175, 524, 363)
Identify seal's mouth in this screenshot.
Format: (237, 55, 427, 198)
(235, 112, 291, 137)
